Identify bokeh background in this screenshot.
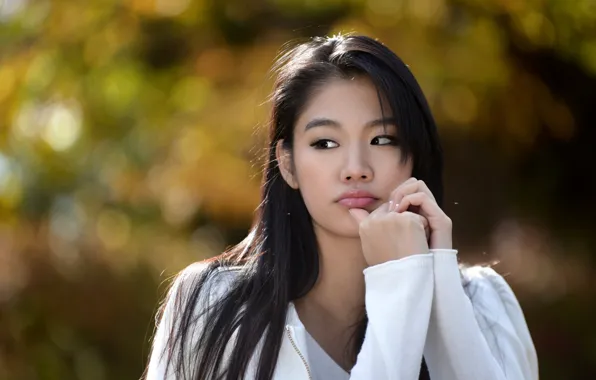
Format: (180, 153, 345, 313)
(1, 0, 595, 379)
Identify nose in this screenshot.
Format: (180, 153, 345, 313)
(340, 145, 373, 183)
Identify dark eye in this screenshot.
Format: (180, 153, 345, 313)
(371, 135, 399, 146)
(310, 139, 339, 149)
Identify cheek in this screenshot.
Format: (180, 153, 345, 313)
(292, 152, 341, 227)
(294, 154, 358, 235)
(387, 161, 412, 184)
(294, 153, 330, 199)
(375, 151, 413, 183)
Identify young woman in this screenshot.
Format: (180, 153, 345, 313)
(145, 34, 538, 380)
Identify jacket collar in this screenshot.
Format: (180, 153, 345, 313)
(286, 302, 303, 327)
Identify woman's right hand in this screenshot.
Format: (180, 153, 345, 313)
(349, 201, 430, 267)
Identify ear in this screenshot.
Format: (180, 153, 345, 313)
(275, 139, 299, 189)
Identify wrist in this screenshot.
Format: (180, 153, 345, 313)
(430, 230, 452, 249)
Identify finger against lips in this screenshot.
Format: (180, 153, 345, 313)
(348, 208, 369, 224)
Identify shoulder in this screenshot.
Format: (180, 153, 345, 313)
(459, 265, 526, 325)
(175, 261, 240, 289)
(148, 262, 242, 378)
(155, 261, 243, 332)
(460, 265, 525, 320)
(155, 262, 243, 347)
(460, 264, 538, 374)
(170, 261, 242, 308)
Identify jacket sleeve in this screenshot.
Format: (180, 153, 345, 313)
(424, 249, 539, 380)
(349, 253, 434, 380)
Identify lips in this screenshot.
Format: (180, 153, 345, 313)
(336, 190, 379, 209)
(338, 197, 378, 208)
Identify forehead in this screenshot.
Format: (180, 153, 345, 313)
(295, 76, 392, 131)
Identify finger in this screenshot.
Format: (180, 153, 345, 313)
(388, 200, 396, 213)
(393, 177, 417, 195)
(403, 177, 418, 185)
(390, 179, 416, 204)
(396, 192, 443, 218)
(391, 180, 435, 203)
(370, 201, 391, 217)
(348, 208, 370, 224)
(415, 180, 436, 202)
(418, 214, 429, 230)
(390, 181, 419, 211)
(412, 212, 429, 230)
(418, 214, 430, 240)
(399, 211, 429, 235)
(393, 177, 417, 197)
(390, 179, 436, 206)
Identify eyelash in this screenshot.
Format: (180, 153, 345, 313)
(309, 135, 400, 149)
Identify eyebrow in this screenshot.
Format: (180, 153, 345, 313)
(304, 117, 398, 131)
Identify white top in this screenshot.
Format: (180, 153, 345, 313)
(302, 326, 349, 380)
(147, 249, 539, 380)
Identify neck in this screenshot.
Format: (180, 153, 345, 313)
(295, 222, 367, 330)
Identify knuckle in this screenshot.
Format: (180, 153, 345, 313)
(404, 194, 417, 203)
(385, 212, 399, 222)
(408, 215, 420, 226)
(399, 212, 416, 226)
(388, 212, 404, 225)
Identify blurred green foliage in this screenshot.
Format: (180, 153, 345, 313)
(1, 0, 595, 379)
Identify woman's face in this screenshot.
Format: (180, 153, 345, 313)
(278, 76, 413, 238)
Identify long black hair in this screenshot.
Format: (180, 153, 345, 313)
(150, 34, 444, 380)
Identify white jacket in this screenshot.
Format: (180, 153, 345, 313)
(147, 249, 539, 380)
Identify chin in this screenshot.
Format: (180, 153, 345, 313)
(312, 217, 361, 239)
(333, 221, 361, 239)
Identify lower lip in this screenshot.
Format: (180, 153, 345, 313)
(338, 197, 377, 208)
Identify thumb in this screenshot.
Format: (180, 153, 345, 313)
(348, 208, 369, 224)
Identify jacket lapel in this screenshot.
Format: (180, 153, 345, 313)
(272, 325, 310, 380)
(272, 303, 311, 380)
